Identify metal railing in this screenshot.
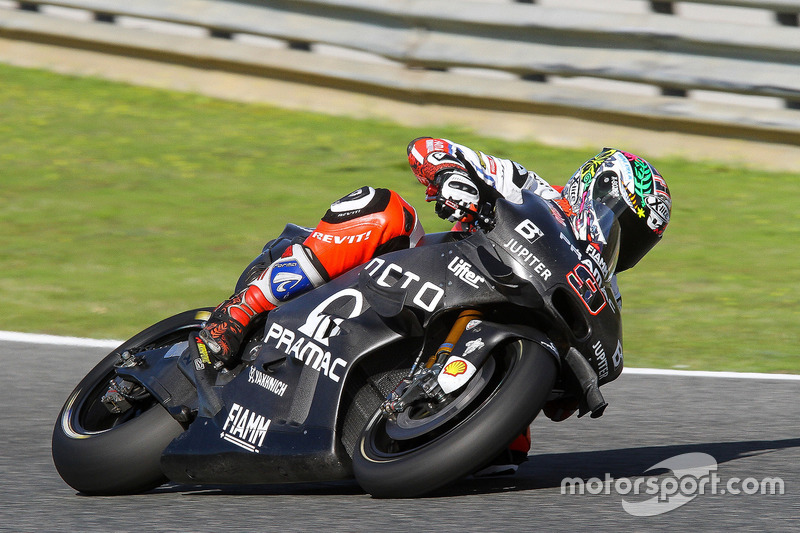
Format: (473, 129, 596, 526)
(2, 0, 800, 144)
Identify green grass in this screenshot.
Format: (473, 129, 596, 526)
(1, 63, 798, 373)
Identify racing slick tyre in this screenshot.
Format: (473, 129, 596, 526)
(353, 338, 558, 498)
(51, 308, 211, 495)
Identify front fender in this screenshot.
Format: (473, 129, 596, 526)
(437, 320, 559, 394)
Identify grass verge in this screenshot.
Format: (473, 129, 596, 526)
(1, 63, 797, 373)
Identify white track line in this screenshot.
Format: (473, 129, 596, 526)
(623, 367, 800, 381)
(0, 330, 122, 349)
(1, 330, 798, 381)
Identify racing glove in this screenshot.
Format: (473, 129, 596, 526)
(434, 171, 481, 223)
(198, 286, 264, 367)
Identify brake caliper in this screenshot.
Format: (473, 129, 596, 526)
(380, 365, 446, 419)
(100, 376, 139, 414)
(100, 350, 148, 414)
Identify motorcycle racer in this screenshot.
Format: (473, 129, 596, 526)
(197, 137, 583, 367)
(195, 136, 671, 474)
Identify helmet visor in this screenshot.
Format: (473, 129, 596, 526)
(586, 199, 621, 281)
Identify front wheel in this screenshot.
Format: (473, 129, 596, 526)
(51, 308, 210, 495)
(353, 339, 558, 498)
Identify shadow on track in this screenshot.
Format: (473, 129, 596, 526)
(423, 436, 800, 498)
(134, 437, 800, 499)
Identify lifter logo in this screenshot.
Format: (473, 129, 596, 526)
(448, 257, 485, 288)
(221, 403, 271, 453)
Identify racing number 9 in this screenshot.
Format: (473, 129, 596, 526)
(566, 264, 607, 315)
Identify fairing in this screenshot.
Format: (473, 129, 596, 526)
(149, 190, 625, 485)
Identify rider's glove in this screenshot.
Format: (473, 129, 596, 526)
(198, 311, 245, 367)
(434, 171, 481, 223)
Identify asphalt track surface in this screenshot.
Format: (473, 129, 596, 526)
(2, 338, 798, 532)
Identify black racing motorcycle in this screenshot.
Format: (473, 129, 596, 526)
(52, 190, 622, 498)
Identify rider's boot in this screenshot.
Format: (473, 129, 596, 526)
(197, 243, 328, 367)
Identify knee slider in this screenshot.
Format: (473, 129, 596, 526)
(251, 244, 327, 306)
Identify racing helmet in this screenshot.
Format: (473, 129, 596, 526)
(561, 148, 671, 273)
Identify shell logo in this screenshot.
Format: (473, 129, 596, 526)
(443, 359, 468, 377)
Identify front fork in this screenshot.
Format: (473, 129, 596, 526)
(381, 309, 483, 417)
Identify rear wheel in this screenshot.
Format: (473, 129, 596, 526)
(51, 309, 210, 495)
(353, 339, 558, 498)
